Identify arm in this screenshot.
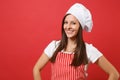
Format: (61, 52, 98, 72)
(95, 56, 119, 80)
(33, 53, 50, 80)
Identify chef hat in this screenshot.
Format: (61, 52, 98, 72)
(66, 3, 93, 32)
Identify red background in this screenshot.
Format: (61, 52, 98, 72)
(0, 0, 120, 80)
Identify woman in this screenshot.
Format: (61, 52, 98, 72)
(33, 3, 119, 80)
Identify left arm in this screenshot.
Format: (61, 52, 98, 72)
(95, 56, 119, 80)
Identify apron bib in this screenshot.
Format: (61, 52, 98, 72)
(51, 52, 86, 80)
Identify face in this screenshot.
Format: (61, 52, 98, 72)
(63, 14, 80, 39)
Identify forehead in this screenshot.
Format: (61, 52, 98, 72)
(65, 14, 79, 22)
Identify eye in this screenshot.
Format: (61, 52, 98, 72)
(71, 21, 76, 25)
(64, 21, 68, 24)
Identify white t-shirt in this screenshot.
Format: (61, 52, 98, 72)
(44, 40, 103, 63)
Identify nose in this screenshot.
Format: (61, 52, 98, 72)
(66, 23, 71, 29)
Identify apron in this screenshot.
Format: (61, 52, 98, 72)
(51, 52, 86, 80)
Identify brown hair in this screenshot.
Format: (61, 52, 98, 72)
(50, 14, 88, 66)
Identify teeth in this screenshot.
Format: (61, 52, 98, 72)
(67, 30, 73, 33)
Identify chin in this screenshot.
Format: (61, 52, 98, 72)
(66, 34, 77, 39)
(67, 36, 74, 38)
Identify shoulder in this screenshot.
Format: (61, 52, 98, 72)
(85, 42, 99, 52)
(85, 42, 93, 49)
(85, 42, 95, 52)
(85, 42, 103, 63)
(44, 40, 60, 58)
(45, 40, 61, 51)
(48, 40, 60, 47)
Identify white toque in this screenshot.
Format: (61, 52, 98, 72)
(66, 3, 93, 32)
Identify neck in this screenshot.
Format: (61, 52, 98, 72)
(64, 38, 77, 52)
(67, 38, 76, 45)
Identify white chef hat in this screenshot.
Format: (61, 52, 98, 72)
(66, 3, 93, 32)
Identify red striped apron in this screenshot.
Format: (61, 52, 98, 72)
(51, 52, 86, 80)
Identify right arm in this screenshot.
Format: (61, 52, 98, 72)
(33, 53, 50, 80)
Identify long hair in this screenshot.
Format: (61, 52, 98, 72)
(50, 14, 88, 66)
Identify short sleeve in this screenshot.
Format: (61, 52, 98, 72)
(85, 43, 103, 63)
(44, 40, 60, 58)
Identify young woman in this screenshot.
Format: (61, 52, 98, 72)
(33, 3, 119, 80)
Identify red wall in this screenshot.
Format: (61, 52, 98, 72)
(0, 0, 120, 80)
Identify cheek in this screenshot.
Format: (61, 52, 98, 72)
(63, 25, 67, 30)
(74, 26, 79, 31)
(74, 27, 80, 34)
(63, 25, 65, 29)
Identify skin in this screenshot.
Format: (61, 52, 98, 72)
(63, 14, 80, 51)
(33, 14, 119, 80)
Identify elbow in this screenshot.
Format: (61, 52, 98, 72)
(33, 66, 37, 76)
(116, 72, 120, 79)
(33, 65, 42, 80)
(115, 71, 120, 79)
(109, 71, 120, 80)
(33, 65, 41, 76)
(33, 65, 36, 72)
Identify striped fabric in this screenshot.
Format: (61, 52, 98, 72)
(51, 52, 86, 80)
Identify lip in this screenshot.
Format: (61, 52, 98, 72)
(65, 30, 74, 34)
